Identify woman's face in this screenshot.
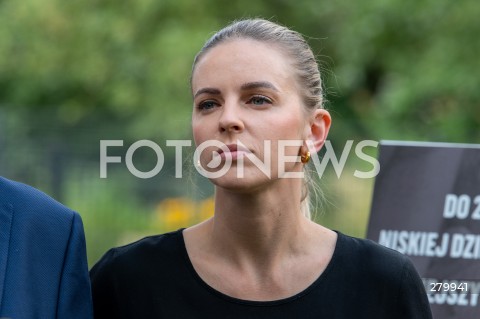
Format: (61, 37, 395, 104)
(191, 38, 312, 191)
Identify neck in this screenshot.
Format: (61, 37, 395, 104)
(206, 179, 312, 267)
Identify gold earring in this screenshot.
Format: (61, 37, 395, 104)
(301, 151, 311, 164)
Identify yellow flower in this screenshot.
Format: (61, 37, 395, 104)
(153, 197, 215, 231)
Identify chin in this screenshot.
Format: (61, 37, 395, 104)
(210, 169, 273, 194)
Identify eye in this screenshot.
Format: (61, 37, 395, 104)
(247, 95, 272, 106)
(197, 100, 219, 111)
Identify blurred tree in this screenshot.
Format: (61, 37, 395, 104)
(0, 0, 478, 145)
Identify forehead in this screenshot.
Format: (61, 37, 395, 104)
(191, 38, 295, 92)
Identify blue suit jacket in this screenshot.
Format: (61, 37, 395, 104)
(0, 177, 93, 318)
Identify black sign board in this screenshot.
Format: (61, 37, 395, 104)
(367, 141, 480, 318)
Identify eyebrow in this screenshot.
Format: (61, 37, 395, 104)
(240, 81, 279, 92)
(193, 88, 221, 99)
(193, 81, 279, 99)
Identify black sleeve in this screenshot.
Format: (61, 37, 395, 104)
(395, 258, 433, 319)
(90, 249, 121, 319)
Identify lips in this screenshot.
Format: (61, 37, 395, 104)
(215, 144, 251, 160)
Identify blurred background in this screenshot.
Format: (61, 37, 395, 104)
(1, 0, 479, 267)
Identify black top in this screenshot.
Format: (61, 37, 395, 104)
(90, 229, 432, 318)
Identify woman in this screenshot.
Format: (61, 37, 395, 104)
(90, 19, 432, 318)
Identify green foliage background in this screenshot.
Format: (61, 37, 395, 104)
(1, 0, 479, 265)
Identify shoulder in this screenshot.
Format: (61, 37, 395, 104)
(338, 232, 411, 264)
(91, 229, 184, 277)
(90, 230, 186, 317)
(106, 229, 182, 260)
(90, 229, 186, 306)
(326, 233, 432, 318)
(0, 176, 77, 222)
(336, 232, 417, 281)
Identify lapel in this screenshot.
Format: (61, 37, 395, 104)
(0, 201, 13, 309)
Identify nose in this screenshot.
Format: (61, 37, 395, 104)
(218, 102, 244, 134)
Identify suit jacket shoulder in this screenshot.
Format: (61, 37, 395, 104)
(0, 177, 93, 318)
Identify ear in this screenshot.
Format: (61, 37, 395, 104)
(306, 109, 331, 153)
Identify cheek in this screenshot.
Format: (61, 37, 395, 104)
(268, 114, 305, 140)
(265, 113, 306, 159)
(191, 122, 206, 146)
